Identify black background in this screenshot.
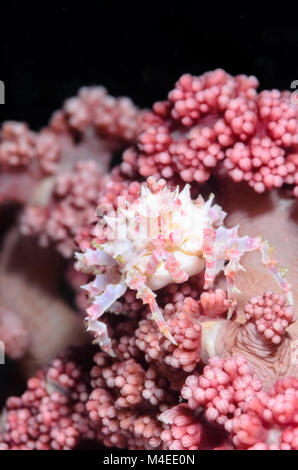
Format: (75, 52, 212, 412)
(0, 2, 297, 129)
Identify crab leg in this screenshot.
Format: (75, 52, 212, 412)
(224, 256, 243, 319)
(75, 247, 116, 271)
(259, 240, 293, 306)
(202, 225, 294, 319)
(202, 227, 217, 289)
(126, 269, 177, 345)
(163, 251, 189, 283)
(147, 249, 189, 284)
(87, 319, 115, 357)
(83, 279, 127, 356)
(86, 280, 127, 320)
(236, 233, 293, 306)
(146, 250, 163, 276)
(147, 235, 189, 284)
(82, 271, 119, 297)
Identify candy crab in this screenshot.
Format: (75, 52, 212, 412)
(75, 178, 293, 356)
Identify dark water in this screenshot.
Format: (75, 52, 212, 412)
(0, 4, 297, 129)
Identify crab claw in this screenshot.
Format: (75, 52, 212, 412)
(88, 319, 116, 357)
(150, 299, 178, 346)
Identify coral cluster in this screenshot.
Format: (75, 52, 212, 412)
(0, 69, 297, 451)
(1, 288, 296, 449)
(120, 70, 298, 196)
(49, 86, 146, 144)
(0, 349, 97, 450)
(20, 161, 105, 257)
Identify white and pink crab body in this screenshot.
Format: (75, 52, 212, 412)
(75, 178, 293, 356)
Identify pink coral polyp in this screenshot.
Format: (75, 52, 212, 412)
(0, 68, 297, 452)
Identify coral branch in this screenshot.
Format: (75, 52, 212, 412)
(244, 291, 296, 345)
